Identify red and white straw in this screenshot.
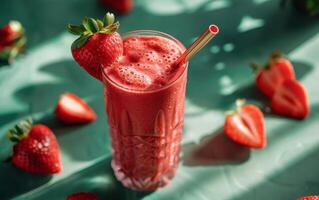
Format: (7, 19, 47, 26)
(176, 24, 219, 65)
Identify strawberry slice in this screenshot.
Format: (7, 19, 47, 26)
(224, 99, 266, 149)
(298, 196, 319, 200)
(252, 52, 295, 98)
(271, 79, 309, 119)
(55, 93, 97, 124)
(67, 192, 100, 200)
(7, 119, 62, 175)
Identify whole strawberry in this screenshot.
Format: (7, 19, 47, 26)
(67, 13, 123, 80)
(0, 21, 26, 63)
(99, 0, 133, 14)
(251, 52, 295, 98)
(67, 192, 100, 200)
(7, 119, 62, 175)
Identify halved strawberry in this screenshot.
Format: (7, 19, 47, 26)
(252, 52, 295, 98)
(271, 79, 309, 119)
(55, 93, 97, 124)
(67, 192, 100, 200)
(224, 99, 266, 149)
(7, 119, 62, 175)
(298, 196, 319, 200)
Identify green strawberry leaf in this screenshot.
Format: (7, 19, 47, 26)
(96, 19, 104, 30)
(71, 33, 92, 49)
(67, 24, 85, 35)
(67, 12, 120, 47)
(88, 18, 99, 32)
(82, 17, 96, 33)
(6, 119, 33, 142)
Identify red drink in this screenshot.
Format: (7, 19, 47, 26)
(102, 30, 188, 190)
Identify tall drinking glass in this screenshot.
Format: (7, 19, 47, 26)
(102, 30, 188, 190)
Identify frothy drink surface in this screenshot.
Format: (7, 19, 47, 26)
(104, 35, 185, 90)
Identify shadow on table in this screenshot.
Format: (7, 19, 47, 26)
(0, 111, 29, 127)
(36, 113, 109, 162)
(13, 60, 102, 113)
(231, 145, 319, 200)
(29, 157, 154, 200)
(182, 127, 251, 166)
(0, 60, 9, 68)
(0, 163, 52, 200)
(227, 103, 319, 200)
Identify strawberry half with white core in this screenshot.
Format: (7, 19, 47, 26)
(224, 99, 266, 149)
(7, 119, 62, 175)
(251, 52, 295, 98)
(271, 79, 309, 119)
(67, 13, 123, 80)
(0, 21, 26, 63)
(55, 93, 97, 124)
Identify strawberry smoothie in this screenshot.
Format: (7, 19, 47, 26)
(102, 30, 188, 190)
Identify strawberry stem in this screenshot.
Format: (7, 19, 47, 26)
(67, 12, 120, 49)
(270, 51, 282, 61)
(225, 99, 246, 116)
(7, 118, 33, 142)
(250, 63, 261, 73)
(236, 99, 246, 112)
(104, 13, 115, 26)
(250, 51, 284, 73)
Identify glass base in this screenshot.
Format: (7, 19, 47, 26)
(111, 160, 177, 191)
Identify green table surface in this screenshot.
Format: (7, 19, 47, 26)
(1, 0, 319, 199)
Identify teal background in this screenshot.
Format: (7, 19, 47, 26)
(1, 0, 319, 199)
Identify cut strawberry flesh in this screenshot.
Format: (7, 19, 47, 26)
(224, 105, 266, 149)
(271, 79, 309, 119)
(60, 95, 87, 113)
(256, 59, 295, 98)
(55, 93, 96, 124)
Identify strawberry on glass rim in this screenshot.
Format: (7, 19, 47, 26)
(0, 20, 26, 63)
(67, 12, 123, 80)
(224, 99, 266, 149)
(7, 119, 62, 175)
(251, 51, 295, 98)
(271, 79, 309, 119)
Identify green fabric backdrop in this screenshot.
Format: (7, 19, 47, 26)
(1, 0, 319, 199)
